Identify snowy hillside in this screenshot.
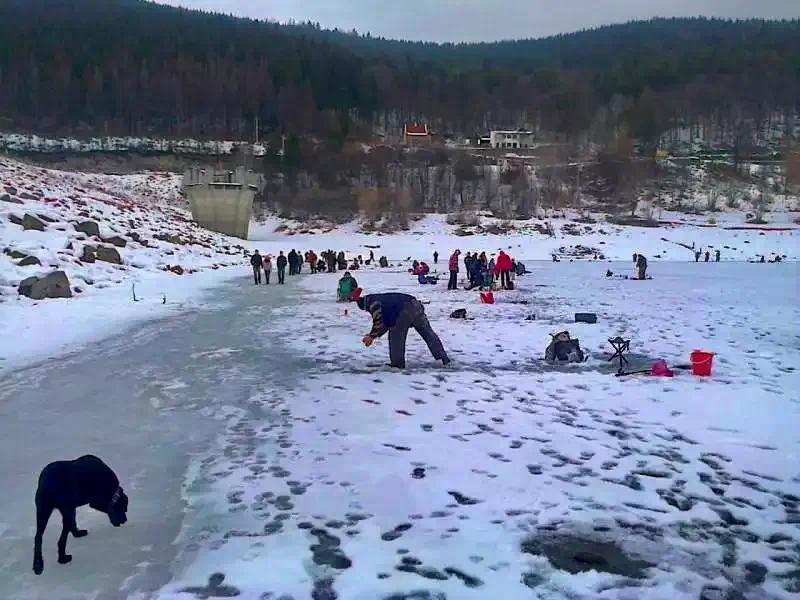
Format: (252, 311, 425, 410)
(0, 157, 251, 369)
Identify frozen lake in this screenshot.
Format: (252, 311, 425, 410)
(1, 261, 798, 600)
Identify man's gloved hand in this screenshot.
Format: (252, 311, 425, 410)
(362, 335, 375, 347)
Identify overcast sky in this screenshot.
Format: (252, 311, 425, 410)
(162, 0, 799, 42)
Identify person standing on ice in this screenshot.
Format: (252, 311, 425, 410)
(276, 251, 287, 284)
(704, 251, 710, 262)
(695, 249, 702, 262)
(715, 249, 721, 262)
(433, 251, 439, 264)
(448, 249, 461, 290)
(250, 250, 263, 285)
(263, 254, 272, 284)
(494, 251, 513, 289)
(635, 253, 647, 280)
(357, 292, 450, 369)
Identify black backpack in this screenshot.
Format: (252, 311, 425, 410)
(450, 308, 467, 319)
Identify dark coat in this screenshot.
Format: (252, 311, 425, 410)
(357, 293, 415, 338)
(250, 253, 262, 267)
(277, 255, 288, 269)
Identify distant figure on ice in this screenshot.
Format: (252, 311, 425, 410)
(337, 251, 347, 271)
(369, 250, 375, 263)
(379, 256, 389, 268)
(634, 253, 648, 280)
(695, 250, 701, 262)
(287, 249, 298, 275)
(357, 292, 450, 369)
(448, 249, 461, 290)
(433, 251, 439, 264)
(327, 251, 337, 273)
(704, 251, 710, 262)
(295, 249, 303, 274)
(250, 250, 263, 285)
(276, 251, 287, 284)
(337, 271, 360, 302)
(715, 249, 721, 262)
(263, 254, 272, 284)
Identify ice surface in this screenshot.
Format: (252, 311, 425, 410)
(150, 262, 797, 600)
(0, 281, 297, 600)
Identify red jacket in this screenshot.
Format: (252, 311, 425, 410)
(448, 251, 460, 272)
(494, 252, 512, 274)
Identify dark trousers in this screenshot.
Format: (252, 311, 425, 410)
(265, 270, 271, 284)
(297, 262, 302, 274)
(310, 263, 316, 274)
(638, 265, 647, 280)
(252, 266, 261, 284)
(448, 270, 458, 290)
(278, 267, 286, 284)
(388, 300, 449, 368)
(500, 271, 511, 289)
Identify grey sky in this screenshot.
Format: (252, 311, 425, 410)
(162, 0, 799, 42)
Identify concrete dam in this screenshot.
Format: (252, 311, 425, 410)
(182, 167, 262, 239)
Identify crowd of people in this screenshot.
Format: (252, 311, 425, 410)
(248, 248, 392, 286)
(446, 249, 526, 291)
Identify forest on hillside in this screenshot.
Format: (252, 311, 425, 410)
(0, 0, 798, 144)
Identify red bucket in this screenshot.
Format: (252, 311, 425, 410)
(690, 350, 714, 376)
(480, 291, 495, 304)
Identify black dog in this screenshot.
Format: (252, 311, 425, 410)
(33, 455, 128, 575)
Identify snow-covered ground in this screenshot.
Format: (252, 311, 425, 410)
(150, 261, 799, 600)
(1, 158, 799, 599)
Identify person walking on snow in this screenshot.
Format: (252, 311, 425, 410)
(448, 249, 461, 290)
(263, 254, 273, 284)
(276, 251, 288, 284)
(250, 250, 263, 285)
(357, 292, 450, 369)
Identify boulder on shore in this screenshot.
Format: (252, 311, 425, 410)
(103, 235, 128, 248)
(22, 214, 47, 231)
(17, 255, 42, 267)
(74, 220, 100, 237)
(17, 271, 72, 300)
(95, 245, 122, 264)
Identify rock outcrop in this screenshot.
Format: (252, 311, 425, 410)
(17, 255, 42, 266)
(80, 244, 122, 264)
(102, 235, 128, 248)
(22, 213, 47, 231)
(74, 220, 100, 237)
(17, 271, 72, 300)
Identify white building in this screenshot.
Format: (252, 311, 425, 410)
(490, 130, 534, 149)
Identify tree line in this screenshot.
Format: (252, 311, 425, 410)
(0, 0, 798, 145)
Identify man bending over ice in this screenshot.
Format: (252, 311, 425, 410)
(357, 293, 450, 369)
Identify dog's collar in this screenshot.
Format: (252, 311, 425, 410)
(107, 487, 122, 510)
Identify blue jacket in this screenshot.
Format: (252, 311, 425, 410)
(358, 293, 415, 338)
